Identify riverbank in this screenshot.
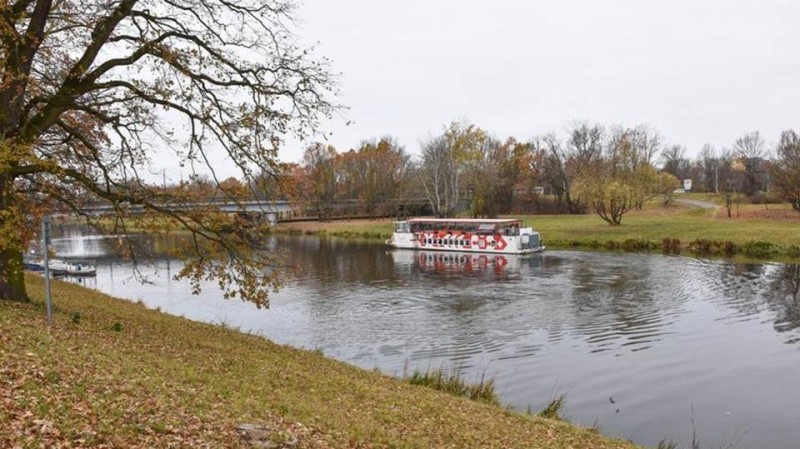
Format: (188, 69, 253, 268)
(275, 200, 800, 261)
(1, 276, 638, 448)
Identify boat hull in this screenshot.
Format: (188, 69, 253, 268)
(386, 231, 544, 255)
(387, 242, 545, 255)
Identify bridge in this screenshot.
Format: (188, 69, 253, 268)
(79, 198, 440, 223)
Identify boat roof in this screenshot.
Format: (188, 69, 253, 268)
(398, 218, 522, 224)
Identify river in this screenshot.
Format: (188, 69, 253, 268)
(51, 228, 800, 449)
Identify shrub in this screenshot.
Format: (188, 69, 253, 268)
(739, 241, 778, 259)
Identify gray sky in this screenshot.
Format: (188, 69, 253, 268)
(279, 0, 799, 163)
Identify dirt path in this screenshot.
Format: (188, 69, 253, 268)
(674, 198, 718, 209)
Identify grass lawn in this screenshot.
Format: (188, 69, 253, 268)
(524, 204, 800, 248)
(1, 276, 639, 448)
(276, 219, 394, 239)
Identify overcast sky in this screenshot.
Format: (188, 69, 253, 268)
(276, 0, 799, 163)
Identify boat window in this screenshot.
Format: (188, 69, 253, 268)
(393, 222, 410, 233)
(477, 223, 495, 233)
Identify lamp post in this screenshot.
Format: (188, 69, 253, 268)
(42, 216, 52, 324)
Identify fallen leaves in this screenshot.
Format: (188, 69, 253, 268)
(0, 276, 639, 448)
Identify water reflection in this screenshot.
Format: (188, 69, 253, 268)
(48, 229, 800, 449)
(49, 223, 195, 262)
(285, 237, 402, 289)
(391, 250, 543, 280)
(765, 264, 800, 338)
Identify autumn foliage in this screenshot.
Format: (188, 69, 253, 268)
(0, 0, 334, 304)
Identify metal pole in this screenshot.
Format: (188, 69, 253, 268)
(42, 216, 52, 324)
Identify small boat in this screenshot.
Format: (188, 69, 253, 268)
(23, 258, 97, 276)
(23, 261, 45, 272)
(386, 218, 545, 255)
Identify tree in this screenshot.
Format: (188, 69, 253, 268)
(732, 131, 767, 196)
(299, 143, 338, 220)
(572, 125, 664, 225)
(463, 136, 524, 217)
(418, 122, 485, 217)
(494, 138, 528, 214)
(541, 122, 604, 214)
(654, 171, 681, 205)
(606, 125, 663, 210)
(250, 162, 299, 201)
(514, 139, 547, 213)
(724, 158, 746, 218)
(771, 130, 800, 211)
(626, 125, 662, 166)
(571, 162, 637, 226)
(697, 144, 720, 193)
(216, 177, 246, 200)
(0, 0, 334, 304)
(418, 135, 452, 217)
(661, 144, 690, 181)
(352, 137, 409, 217)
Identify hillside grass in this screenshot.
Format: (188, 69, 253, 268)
(1, 275, 639, 448)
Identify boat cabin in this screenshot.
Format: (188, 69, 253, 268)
(393, 218, 523, 236)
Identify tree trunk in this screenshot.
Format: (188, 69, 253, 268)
(0, 182, 28, 302)
(0, 246, 27, 301)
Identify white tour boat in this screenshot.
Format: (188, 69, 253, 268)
(386, 218, 545, 255)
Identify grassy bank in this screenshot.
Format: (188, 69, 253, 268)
(274, 219, 393, 240)
(276, 201, 800, 261)
(1, 276, 638, 448)
(525, 204, 800, 260)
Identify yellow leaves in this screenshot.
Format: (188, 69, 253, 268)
(0, 139, 35, 172)
(444, 121, 488, 164)
(572, 164, 641, 225)
(0, 205, 26, 253)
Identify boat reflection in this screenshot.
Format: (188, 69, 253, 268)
(390, 249, 542, 275)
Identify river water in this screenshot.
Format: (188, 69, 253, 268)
(51, 229, 800, 449)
